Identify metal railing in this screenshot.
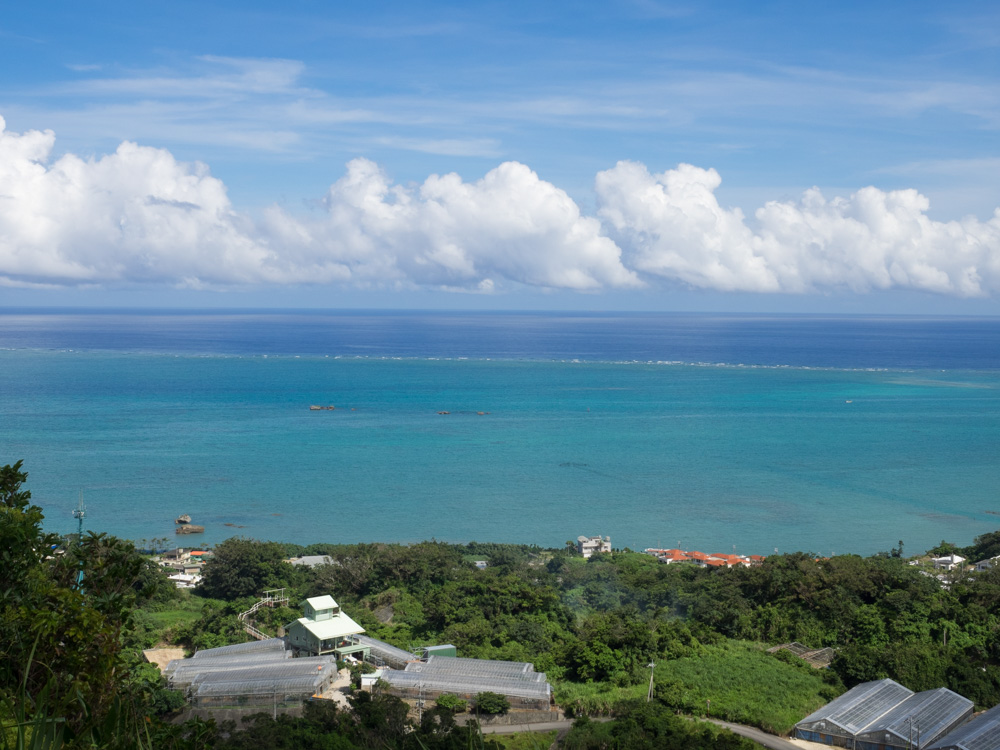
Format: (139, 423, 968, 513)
(238, 589, 290, 641)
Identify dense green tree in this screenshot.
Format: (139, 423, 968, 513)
(964, 530, 1000, 563)
(197, 538, 302, 601)
(563, 701, 758, 750)
(0, 461, 163, 747)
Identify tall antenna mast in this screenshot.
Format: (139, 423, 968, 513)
(72, 491, 87, 539)
(72, 491, 86, 586)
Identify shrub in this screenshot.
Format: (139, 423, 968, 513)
(436, 693, 467, 713)
(475, 692, 510, 715)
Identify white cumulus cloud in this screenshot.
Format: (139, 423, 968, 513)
(314, 158, 641, 291)
(596, 160, 1000, 297)
(0, 117, 277, 286)
(0, 117, 637, 292)
(1, 117, 999, 298)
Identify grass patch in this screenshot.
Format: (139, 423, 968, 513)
(654, 640, 842, 734)
(553, 680, 647, 716)
(488, 730, 559, 749)
(145, 593, 209, 630)
(554, 641, 841, 734)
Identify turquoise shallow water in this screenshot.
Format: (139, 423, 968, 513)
(2, 325, 999, 556)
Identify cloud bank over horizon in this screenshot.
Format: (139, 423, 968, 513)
(2, 117, 998, 298)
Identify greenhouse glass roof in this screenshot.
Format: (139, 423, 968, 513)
(380, 670, 551, 700)
(928, 703, 1000, 750)
(410, 656, 537, 680)
(353, 635, 418, 665)
(164, 650, 290, 675)
(797, 679, 914, 735)
(190, 638, 287, 658)
(379, 654, 550, 700)
(193, 674, 328, 698)
(856, 689, 973, 748)
(165, 636, 338, 698)
(184, 660, 337, 686)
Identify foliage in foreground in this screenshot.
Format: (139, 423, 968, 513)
(561, 701, 757, 750)
(0, 461, 170, 749)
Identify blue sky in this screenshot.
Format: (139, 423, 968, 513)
(1, 1, 998, 311)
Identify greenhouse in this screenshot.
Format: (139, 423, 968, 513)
(854, 688, 974, 750)
(928, 703, 1000, 750)
(191, 673, 333, 709)
(164, 638, 340, 708)
(795, 679, 915, 747)
(379, 655, 553, 712)
(164, 651, 291, 683)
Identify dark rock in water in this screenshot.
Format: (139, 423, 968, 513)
(175, 514, 192, 524)
(176, 524, 205, 534)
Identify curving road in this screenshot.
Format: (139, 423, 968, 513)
(480, 715, 803, 750)
(705, 719, 802, 750)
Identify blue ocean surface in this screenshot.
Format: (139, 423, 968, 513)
(1, 309, 999, 556)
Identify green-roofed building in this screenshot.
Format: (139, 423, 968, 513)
(284, 595, 370, 660)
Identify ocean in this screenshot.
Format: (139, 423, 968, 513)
(2, 309, 999, 557)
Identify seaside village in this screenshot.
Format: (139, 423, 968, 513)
(145, 538, 1000, 748)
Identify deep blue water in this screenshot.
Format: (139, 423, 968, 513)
(1, 309, 999, 556)
(3, 309, 1000, 369)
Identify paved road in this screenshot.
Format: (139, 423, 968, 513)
(479, 715, 800, 750)
(479, 719, 576, 735)
(706, 719, 801, 750)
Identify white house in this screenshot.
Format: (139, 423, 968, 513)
(167, 572, 202, 589)
(577, 535, 611, 558)
(932, 554, 966, 571)
(975, 555, 1000, 572)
